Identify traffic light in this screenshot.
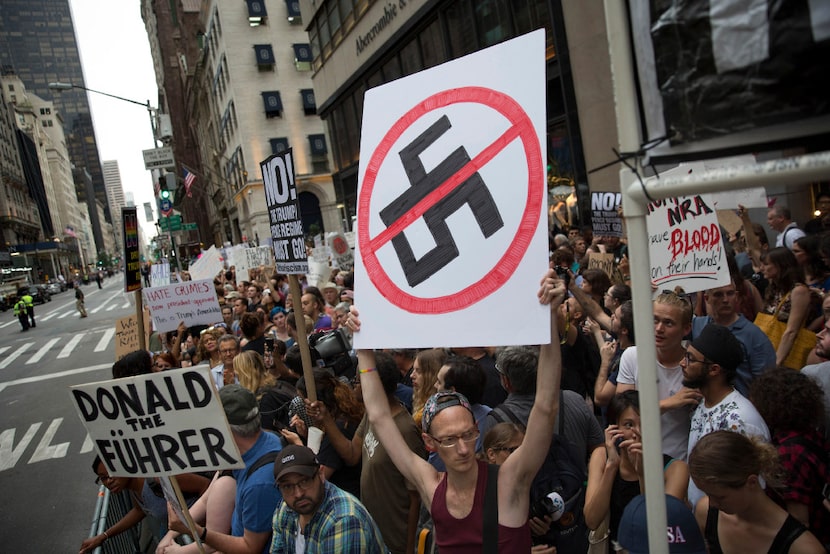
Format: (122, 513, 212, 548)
(160, 186, 171, 200)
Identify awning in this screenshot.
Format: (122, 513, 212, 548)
(308, 134, 327, 155)
(293, 43, 312, 63)
(261, 91, 283, 116)
(300, 89, 316, 114)
(269, 138, 289, 154)
(285, 0, 301, 20)
(254, 44, 274, 65)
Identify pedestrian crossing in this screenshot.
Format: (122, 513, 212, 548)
(0, 328, 118, 368)
(0, 299, 132, 328)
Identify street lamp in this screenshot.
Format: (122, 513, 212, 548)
(48, 81, 160, 146)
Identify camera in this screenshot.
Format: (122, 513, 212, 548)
(529, 490, 566, 521)
(554, 265, 570, 286)
(265, 336, 275, 351)
(308, 328, 356, 379)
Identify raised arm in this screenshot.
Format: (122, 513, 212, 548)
(498, 270, 565, 526)
(568, 275, 613, 332)
(350, 316, 440, 507)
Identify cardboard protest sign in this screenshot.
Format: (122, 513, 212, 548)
(262, 149, 308, 275)
(328, 232, 354, 271)
(70, 367, 244, 477)
(591, 192, 623, 237)
(150, 262, 170, 288)
(142, 279, 221, 333)
(353, 30, 549, 348)
(241, 246, 275, 280)
(115, 315, 140, 360)
(587, 252, 616, 278)
(188, 246, 223, 282)
(646, 193, 730, 294)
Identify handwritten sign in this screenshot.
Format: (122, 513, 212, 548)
(591, 192, 623, 237)
(115, 315, 140, 360)
(69, 367, 244, 477)
(587, 252, 616, 278)
(142, 279, 222, 333)
(150, 262, 170, 288)
(328, 232, 354, 271)
(188, 246, 223, 282)
(646, 193, 730, 294)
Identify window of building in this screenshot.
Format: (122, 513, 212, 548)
(300, 89, 317, 115)
(269, 137, 289, 154)
(309, 134, 328, 155)
(262, 91, 283, 118)
(446, 0, 478, 58)
(254, 44, 275, 69)
(285, 0, 302, 23)
(475, 0, 511, 47)
(246, 0, 267, 26)
(293, 44, 313, 71)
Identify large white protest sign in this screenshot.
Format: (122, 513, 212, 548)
(188, 246, 223, 282)
(150, 262, 170, 288)
(646, 192, 730, 294)
(70, 367, 244, 477)
(353, 30, 549, 348)
(142, 279, 221, 333)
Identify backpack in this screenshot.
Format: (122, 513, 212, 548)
(490, 393, 589, 552)
(258, 380, 297, 432)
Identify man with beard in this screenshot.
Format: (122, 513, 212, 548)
(617, 290, 702, 460)
(682, 323, 769, 508)
(270, 445, 386, 553)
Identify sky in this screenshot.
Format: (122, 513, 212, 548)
(68, 0, 160, 240)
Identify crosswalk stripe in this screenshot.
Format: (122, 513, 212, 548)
(106, 305, 117, 311)
(122, 302, 130, 309)
(0, 319, 18, 328)
(26, 338, 61, 365)
(56, 333, 84, 359)
(0, 343, 33, 369)
(39, 312, 58, 321)
(95, 329, 114, 352)
(0, 346, 10, 356)
(57, 310, 74, 319)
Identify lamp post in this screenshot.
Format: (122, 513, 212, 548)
(48, 82, 159, 146)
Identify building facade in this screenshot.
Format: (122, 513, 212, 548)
(103, 160, 126, 255)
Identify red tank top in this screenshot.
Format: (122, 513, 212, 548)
(431, 460, 532, 553)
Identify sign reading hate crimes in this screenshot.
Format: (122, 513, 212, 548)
(591, 192, 623, 237)
(142, 279, 221, 333)
(646, 192, 730, 294)
(262, 148, 308, 275)
(70, 368, 243, 477)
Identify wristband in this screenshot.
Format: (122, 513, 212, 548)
(102, 531, 109, 542)
(200, 526, 208, 542)
(358, 367, 376, 374)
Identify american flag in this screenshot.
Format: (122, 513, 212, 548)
(64, 226, 76, 238)
(183, 168, 196, 197)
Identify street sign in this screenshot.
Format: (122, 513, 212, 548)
(159, 215, 182, 231)
(142, 146, 175, 170)
(182, 223, 198, 231)
(159, 198, 173, 216)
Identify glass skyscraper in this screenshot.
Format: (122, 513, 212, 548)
(0, 0, 109, 249)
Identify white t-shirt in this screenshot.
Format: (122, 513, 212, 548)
(686, 389, 770, 507)
(617, 346, 691, 460)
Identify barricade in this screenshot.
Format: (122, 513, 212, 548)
(87, 485, 141, 554)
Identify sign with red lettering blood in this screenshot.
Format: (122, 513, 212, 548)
(142, 279, 222, 333)
(646, 192, 730, 294)
(70, 367, 244, 477)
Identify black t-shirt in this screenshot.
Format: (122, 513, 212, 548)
(316, 419, 362, 498)
(242, 335, 266, 356)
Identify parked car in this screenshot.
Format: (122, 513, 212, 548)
(22, 286, 51, 304)
(45, 282, 62, 295)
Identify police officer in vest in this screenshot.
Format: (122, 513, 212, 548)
(20, 289, 35, 328)
(13, 293, 29, 332)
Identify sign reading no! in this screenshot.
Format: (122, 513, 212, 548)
(354, 30, 550, 348)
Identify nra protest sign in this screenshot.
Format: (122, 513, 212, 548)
(353, 30, 549, 348)
(142, 279, 221, 333)
(262, 148, 308, 275)
(70, 367, 243, 477)
(646, 189, 730, 294)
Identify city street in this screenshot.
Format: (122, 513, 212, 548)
(0, 276, 136, 552)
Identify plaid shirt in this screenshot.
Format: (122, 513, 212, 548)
(270, 480, 387, 554)
(775, 429, 830, 546)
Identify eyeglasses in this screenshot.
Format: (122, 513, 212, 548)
(492, 445, 520, 454)
(220, 348, 238, 355)
(428, 428, 480, 448)
(95, 474, 113, 485)
(683, 351, 713, 366)
(276, 475, 315, 495)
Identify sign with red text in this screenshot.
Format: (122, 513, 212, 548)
(353, 30, 549, 348)
(142, 279, 221, 333)
(69, 367, 244, 477)
(646, 191, 730, 294)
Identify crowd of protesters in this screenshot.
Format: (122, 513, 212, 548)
(83, 199, 830, 554)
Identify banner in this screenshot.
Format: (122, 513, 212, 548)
(115, 315, 139, 360)
(142, 279, 221, 333)
(590, 192, 623, 237)
(150, 262, 170, 288)
(123, 207, 141, 292)
(69, 367, 244, 477)
(646, 192, 730, 294)
(262, 148, 308, 274)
